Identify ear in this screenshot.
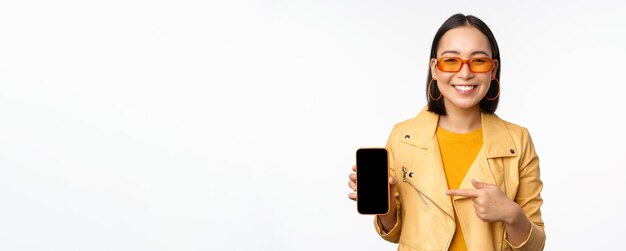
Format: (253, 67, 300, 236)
(491, 59, 499, 80)
(430, 58, 438, 80)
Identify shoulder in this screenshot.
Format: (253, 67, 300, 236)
(386, 117, 416, 143)
(392, 108, 435, 132)
(489, 114, 534, 145)
(391, 116, 419, 132)
(497, 115, 529, 134)
(386, 107, 439, 148)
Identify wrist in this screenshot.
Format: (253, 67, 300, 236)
(380, 207, 397, 221)
(504, 202, 523, 226)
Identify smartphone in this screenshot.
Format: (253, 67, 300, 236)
(356, 148, 390, 215)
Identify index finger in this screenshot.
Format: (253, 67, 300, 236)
(446, 189, 480, 198)
(352, 165, 356, 172)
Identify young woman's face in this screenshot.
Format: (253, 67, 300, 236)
(430, 25, 499, 110)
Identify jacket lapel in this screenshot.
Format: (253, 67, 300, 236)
(453, 112, 518, 201)
(412, 137, 455, 218)
(400, 107, 454, 218)
(481, 113, 519, 159)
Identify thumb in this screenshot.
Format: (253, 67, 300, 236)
(471, 179, 485, 189)
(389, 176, 398, 195)
(389, 176, 397, 186)
(388, 176, 398, 210)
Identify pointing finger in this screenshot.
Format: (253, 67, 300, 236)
(446, 189, 480, 197)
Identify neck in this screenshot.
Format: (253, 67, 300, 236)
(438, 103, 482, 134)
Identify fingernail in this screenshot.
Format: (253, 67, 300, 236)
(446, 191, 450, 195)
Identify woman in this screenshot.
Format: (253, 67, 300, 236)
(347, 13, 545, 251)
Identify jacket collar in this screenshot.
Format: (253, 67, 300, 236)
(401, 106, 518, 158)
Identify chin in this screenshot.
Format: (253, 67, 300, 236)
(448, 99, 481, 110)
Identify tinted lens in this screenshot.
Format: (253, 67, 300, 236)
(469, 58, 493, 72)
(438, 58, 462, 72)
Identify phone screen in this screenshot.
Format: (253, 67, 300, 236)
(356, 148, 389, 215)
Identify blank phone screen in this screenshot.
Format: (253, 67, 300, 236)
(356, 148, 389, 214)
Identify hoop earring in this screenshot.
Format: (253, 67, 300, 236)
(428, 78, 442, 101)
(485, 78, 500, 101)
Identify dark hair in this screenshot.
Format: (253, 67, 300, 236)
(427, 13, 501, 115)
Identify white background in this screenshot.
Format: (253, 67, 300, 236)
(1, 1, 625, 250)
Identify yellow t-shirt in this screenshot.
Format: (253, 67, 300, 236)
(436, 126, 483, 251)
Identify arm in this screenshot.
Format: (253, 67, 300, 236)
(504, 128, 546, 250)
(373, 125, 402, 243)
(503, 202, 531, 246)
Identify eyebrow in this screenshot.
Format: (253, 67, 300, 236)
(440, 50, 490, 57)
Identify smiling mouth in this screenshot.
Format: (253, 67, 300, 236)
(452, 85, 477, 91)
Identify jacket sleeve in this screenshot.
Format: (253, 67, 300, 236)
(505, 128, 546, 250)
(373, 125, 402, 243)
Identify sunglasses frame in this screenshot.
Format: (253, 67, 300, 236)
(435, 57, 495, 73)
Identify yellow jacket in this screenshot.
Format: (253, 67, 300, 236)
(374, 107, 546, 251)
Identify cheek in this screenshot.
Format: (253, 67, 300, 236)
(434, 74, 454, 86)
(478, 82, 491, 93)
(479, 79, 494, 94)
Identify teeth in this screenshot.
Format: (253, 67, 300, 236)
(454, 85, 475, 91)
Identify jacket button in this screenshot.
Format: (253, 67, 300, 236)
(404, 135, 410, 140)
(510, 149, 515, 154)
(409, 172, 414, 177)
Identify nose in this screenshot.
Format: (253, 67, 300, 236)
(457, 62, 473, 80)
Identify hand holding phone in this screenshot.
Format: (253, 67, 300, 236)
(348, 163, 399, 232)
